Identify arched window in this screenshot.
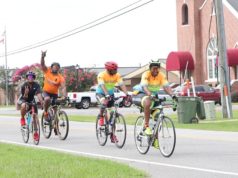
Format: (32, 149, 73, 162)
(206, 37, 218, 80)
(182, 4, 189, 25)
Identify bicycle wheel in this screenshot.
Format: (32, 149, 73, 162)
(57, 110, 69, 140)
(21, 120, 29, 143)
(32, 118, 40, 145)
(95, 116, 108, 146)
(41, 109, 53, 139)
(134, 116, 150, 154)
(114, 113, 127, 148)
(157, 116, 176, 157)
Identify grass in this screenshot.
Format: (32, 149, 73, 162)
(69, 110, 238, 132)
(0, 143, 147, 178)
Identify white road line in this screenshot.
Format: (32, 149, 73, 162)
(1, 139, 238, 176)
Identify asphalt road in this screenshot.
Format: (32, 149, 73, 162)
(0, 106, 238, 178)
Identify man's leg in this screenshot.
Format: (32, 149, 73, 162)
(20, 102, 27, 126)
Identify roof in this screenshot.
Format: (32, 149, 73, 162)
(227, 0, 238, 12)
(166, 51, 195, 71)
(89, 67, 140, 76)
(227, 48, 238, 66)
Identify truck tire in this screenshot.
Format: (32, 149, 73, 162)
(75, 104, 82, 109)
(81, 98, 90, 109)
(122, 98, 132, 107)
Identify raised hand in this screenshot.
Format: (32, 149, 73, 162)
(41, 50, 47, 58)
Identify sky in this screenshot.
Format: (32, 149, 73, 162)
(0, 0, 177, 69)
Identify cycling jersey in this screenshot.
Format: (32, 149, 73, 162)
(96, 71, 123, 95)
(19, 81, 41, 102)
(137, 70, 169, 94)
(43, 67, 65, 94)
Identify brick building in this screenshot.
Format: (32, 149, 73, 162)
(175, 0, 238, 86)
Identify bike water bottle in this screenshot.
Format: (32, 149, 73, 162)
(27, 113, 31, 125)
(149, 117, 155, 130)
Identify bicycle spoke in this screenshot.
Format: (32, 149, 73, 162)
(96, 116, 108, 146)
(158, 116, 176, 157)
(58, 110, 69, 140)
(134, 116, 150, 154)
(114, 113, 126, 148)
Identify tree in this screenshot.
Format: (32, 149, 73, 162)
(63, 67, 97, 92)
(12, 63, 43, 86)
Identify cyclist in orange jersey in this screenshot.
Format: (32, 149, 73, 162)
(40, 51, 67, 122)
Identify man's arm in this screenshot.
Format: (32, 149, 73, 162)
(60, 82, 67, 98)
(119, 84, 128, 95)
(142, 86, 152, 96)
(163, 85, 174, 96)
(100, 84, 109, 96)
(41, 51, 47, 72)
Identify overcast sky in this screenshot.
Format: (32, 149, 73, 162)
(0, 0, 177, 69)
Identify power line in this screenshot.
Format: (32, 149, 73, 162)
(1, 0, 154, 57)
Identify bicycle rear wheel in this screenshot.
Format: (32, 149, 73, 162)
(21, 121, 29, 143)
(114, 113, 126, 148)
(95, 116, 108, 146)
(158, 116, 176, 157)
(57, 110, 69, 140)
(134, 116, 150, 154)
(32, 118, 40, 145)
(41, 110, 52, 139)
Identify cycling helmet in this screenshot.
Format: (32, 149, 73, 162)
(51, 62, 60, 68)
(105, 61, 118, 70)
(149, 59, 160, 69)
(26, 71, 36, 79)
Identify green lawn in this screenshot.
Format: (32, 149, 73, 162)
(0, 143, 147, 178)
(69, 110, 238, 132)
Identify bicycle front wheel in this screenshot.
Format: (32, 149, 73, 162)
(41, 111, 52, 139)
(21, 121, 29, 143)
(32, 118, 40, 145)
(134, 116, 150, 154)
(57, 110, 69, 140)
(95, 116, 108, 146)
(114, 113, 126, 148)
(158, 116, 176, 157)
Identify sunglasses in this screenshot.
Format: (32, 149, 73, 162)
(27, 75, 34, 80)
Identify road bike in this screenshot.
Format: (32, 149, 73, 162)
(134, 97, 176, 157)
(41, 97, 69, 140)
(21, 101, 40, 145)
(96, 96, 127, 148)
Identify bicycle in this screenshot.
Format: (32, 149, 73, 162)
(41, 97, 69, 140)
(96, 96, 127, 148)
(21, 101, 40, 145)
(134, 97, 176, 157)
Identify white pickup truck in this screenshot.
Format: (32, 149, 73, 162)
(67, 86, 132, 109)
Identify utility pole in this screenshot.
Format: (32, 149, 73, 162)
(3, 28, 8, 106)
(214, 0, 232, 118)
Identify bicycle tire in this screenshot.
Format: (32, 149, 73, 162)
(32, 118, 40, 145)
(134, 116, 150, 154)
(21, 119, 29, 143)
(57, 110, 69, 140)
(114, 113, 127, 148)
(95, 116, 108, 146)
(157, 116, 176, 157)
(41, 109, 53, 139)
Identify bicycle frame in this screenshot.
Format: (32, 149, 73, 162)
(134, 97, 176, 157)
(21, 101, 40, 145)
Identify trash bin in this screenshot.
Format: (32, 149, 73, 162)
(203, 101, 216, 120)
(196, 97, 206, 120)
(177, 96, 198, 123)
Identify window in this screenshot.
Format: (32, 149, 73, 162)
(206, 37, 218, 80)
(182, 4, 189, 25)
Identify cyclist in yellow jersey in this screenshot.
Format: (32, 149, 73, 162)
(96, 61, 131, 143)
(132, 60, 176, 147)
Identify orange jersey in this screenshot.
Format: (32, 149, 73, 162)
(43, 67, 65, 94)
